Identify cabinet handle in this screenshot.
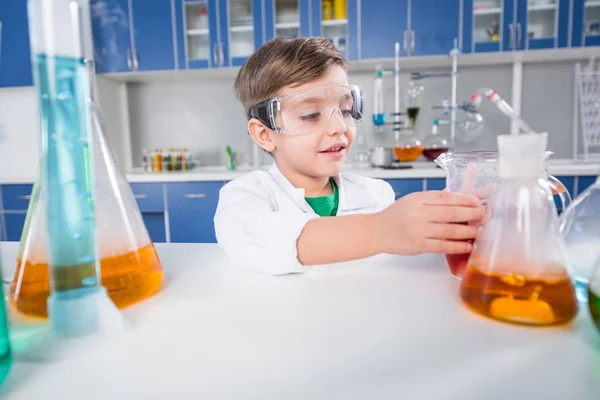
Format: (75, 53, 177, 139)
(410, 30, 415, 55)
(185, 193, 207, 199)
(508, 23, 515, 50)
(403, 30, 408, 55)
(134, 194, 147, 199)
(219, 43, 225, 67)
(127, 48, 133, 70)
(132, 49, 139, 71)
(516, 23, 522, 49)
(213, 44, 219, 67)
(18, 195, 31, 200)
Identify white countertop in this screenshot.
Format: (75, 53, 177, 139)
(0, 159, 598, 184)
(0, 242, 598, 399)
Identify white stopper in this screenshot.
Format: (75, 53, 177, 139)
(498, 133, 548, 179)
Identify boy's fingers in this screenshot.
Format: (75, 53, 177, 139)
(422, 190, 480, 207)
(425, 239, 473, 254)
(426, 222, 480, 240)
(426, 206, 486, 223)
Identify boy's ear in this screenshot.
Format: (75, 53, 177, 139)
(248, 119, 276, 153)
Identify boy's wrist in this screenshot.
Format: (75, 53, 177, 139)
(367, 212, 388, 255)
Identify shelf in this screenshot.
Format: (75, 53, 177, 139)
(529, 3, 557, 12)
(275, 22, 300, 30)
(322, 19, 348, 27)
(474, 7, 502, 15)
(230, 25, 253, 33)
(586, 0, 600, 7)
(187, 28, 209, 36)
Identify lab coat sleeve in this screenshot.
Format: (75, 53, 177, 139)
(214, 181, 319, 276)
(380, 180, 396, 209)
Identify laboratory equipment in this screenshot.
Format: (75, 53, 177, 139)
(435, 150, 571, 279)
(369, 147, 395, 167)
(573, 58, 600, 160)
(394, 131, 424, 162)
(0, 252, 12, 387)
(405, 73, 423, 129)
(460, 133, 578, 326)
(422, 120, 450, 161)
(559, 176, 600, 302)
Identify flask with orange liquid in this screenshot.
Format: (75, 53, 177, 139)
(10, 95, 164, 320)
(459, 133, 578, 326)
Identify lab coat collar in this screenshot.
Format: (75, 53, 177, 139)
(268, 163, 375, 214)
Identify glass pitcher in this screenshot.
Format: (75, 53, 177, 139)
(435, 151, 571, 279)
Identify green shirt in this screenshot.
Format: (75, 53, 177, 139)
(305, 179, 339, 217)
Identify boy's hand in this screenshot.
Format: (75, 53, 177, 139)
(375, 191, 485, 256)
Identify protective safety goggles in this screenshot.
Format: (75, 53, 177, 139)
(248, 83, 364, 135)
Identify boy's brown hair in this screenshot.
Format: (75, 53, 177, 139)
(234, 37, 348, 117)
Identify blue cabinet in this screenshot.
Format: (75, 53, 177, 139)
(0, 185, 33, 211)
(0, 0, 33, 87)
(577, 175, 598, 195)
(174, 0, 220, 69)
(219, 0, 263, 67)
(131, 0, 176, 71)
(310, 0, 359, 60)
(384, 179, 423, 200)
(410, 0, 461, 56)
(359, 0, 408, 59)
(573, 0, 600, 47)
(130, 183, 167, 242)
(464, 0, 570, 53)
(264, 0, 310, 42)
(167, 181, 225, 243)
(141, 213, 167, 243)
(3, 213, 26, 242)
(89, 0, 132, 73)
(425, 178, 446, 191)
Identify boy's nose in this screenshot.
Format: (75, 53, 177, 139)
(324, 108, 347, 136)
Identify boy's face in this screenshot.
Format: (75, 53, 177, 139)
(249, 66, 356, 180)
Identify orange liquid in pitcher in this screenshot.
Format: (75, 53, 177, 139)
(394, 146, 424, 162)
(10, 243, 164, 318)
(460, 262, 578, 326)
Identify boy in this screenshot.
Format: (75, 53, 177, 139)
(214, 37, 483, 275)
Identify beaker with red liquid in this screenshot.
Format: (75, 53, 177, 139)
(434, 151, 570, 280)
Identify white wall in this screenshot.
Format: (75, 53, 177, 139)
(0, 87, 40, 178)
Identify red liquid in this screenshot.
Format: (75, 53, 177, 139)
(423, 147, 449, 161)
(446, 251, 471, 279)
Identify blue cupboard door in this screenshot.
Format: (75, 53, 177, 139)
(175, 0, 220, 69)
(310, 0, 358, 60)
(384, 179, 424, 200)
(90, 0, 132, 73)
(359, 0, 408, 59)
(131, 0, 176, 71)
(141, 212, 167, 243)
(410, 0, 461, 56)
(519, 0, 569, 50)
(3, 213, 27, 242)
(0, 0, 33, 87)
(464, 0, 514, 53)
(573, 0, 600, 47)
(265, 0, 312, 42)
(577, 175, 598, 196)
(167, 181, 224, 243)
(425, 178, 447, 191)
(219, 0, 263, 67)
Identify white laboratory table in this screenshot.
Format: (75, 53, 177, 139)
(0, 242, 599, 399)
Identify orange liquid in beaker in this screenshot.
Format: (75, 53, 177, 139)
(460, 263, 578, 326)
(10, 243, 164, 318)
(394, 146, 424, 162)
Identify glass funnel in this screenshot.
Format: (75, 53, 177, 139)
(559, 177, 600, 303)
(435, 150, 572, 279)
(10, 101, 164, 319)
(459, 133, 578, 326)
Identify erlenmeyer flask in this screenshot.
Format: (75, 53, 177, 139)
(10, 101, 164, 319)
(459, 133, 578, 326)
(559, 176, 600, 302)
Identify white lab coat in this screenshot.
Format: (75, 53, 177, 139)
(214, 163, 396, 275)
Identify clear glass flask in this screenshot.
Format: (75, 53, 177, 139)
(588, 254, 600, 333)
(559, 176, 600, 302)
(422, 119, 450, 161)
(459, 133, 578, 326)
(405, 73, 423, 128)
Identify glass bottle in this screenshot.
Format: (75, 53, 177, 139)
(422, 119, 450, 161)
(460, 133, 578, 326)
(405, 73, 423, 129)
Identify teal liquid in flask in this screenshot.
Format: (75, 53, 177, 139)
(0, 257, 12, 386)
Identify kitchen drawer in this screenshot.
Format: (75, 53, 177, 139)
(0, 185, 34, 211)
(384, 179, 424, 200)
(130, 183, 165, 212)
